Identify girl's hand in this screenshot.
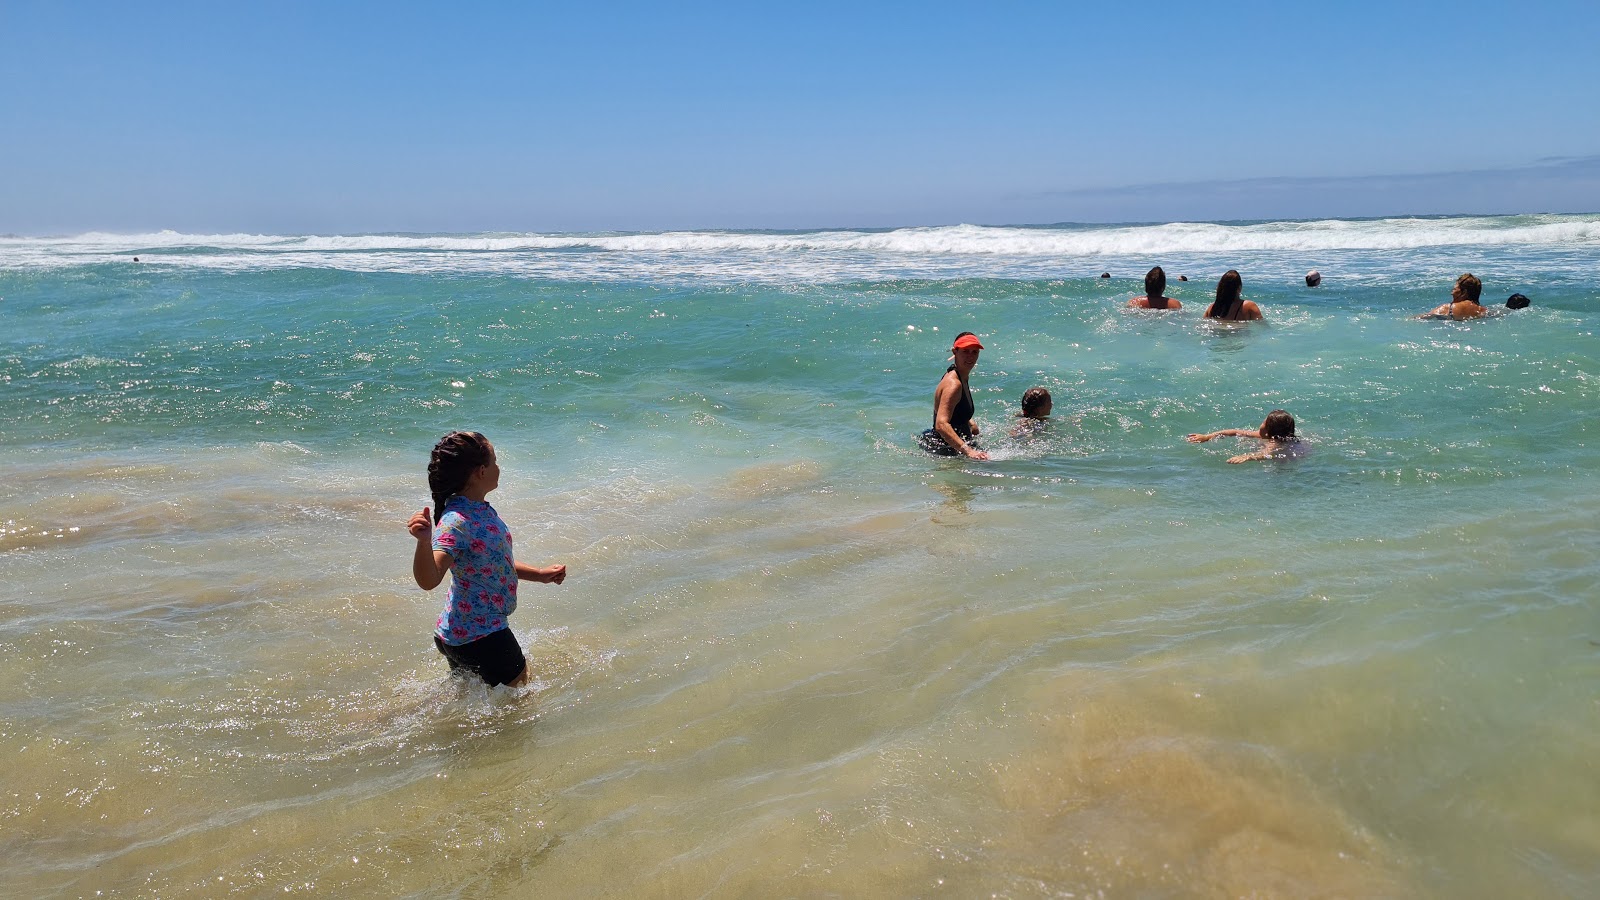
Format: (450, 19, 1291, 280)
(966, 448, 990, 460)
(1228, 453, 1262, 464)
(408, 507, 432, 541)
(517, 562, 567, 584)
(1186, 433, 1214, 443)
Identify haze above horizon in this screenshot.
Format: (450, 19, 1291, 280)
(4, 1, 1599, 234)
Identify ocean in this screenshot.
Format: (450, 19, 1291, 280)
(2, 214, 1597, 896)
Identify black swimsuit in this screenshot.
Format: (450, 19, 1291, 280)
(920, 365, 977, 455)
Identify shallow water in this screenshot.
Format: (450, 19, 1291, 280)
(3, 217, 1599, 896)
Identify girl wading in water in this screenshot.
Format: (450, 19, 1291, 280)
(920, 331, 989, 459)
(407, 431, 567, 687)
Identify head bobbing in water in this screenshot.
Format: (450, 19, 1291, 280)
(1261, 409, 1296, 440)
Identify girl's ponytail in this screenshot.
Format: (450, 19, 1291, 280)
(427, 431, 491, 524)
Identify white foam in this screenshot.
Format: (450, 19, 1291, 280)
(4, 215, 1598, 280)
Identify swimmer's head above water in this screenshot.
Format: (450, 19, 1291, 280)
(1261, 409, 1296, 440)
(1020, 386, 1052, 419)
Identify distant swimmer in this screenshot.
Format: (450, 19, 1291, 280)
(1186, 409, 1304, 464)
(1422, 273, 1488, 320)
(1178, 275, 1188, 282)
(1305, 269, 1321, 287)
(1203, 270, 1263, 321)
(919, 332, 989, 460)
(1127, 266, 1181, 310)
(407, 431, 568, 688)
(1010, 386, 1052, 437)
(1506, 292, 1531, 309)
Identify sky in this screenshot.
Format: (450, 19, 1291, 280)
(3, 0, 1599, 233)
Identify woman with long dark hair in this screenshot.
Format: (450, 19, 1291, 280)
(1203, 270, 1263, 321)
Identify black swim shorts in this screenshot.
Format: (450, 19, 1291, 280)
(434, 627, 526, 687)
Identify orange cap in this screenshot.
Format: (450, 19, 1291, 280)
(952, 334, 984, 351)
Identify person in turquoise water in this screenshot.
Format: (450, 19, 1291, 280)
(919, 332, 989, 459)
(407, 431, 567, 687)
(1186, 409, 1303, 463)
(1010, 386, 1053, 437)
(1126, 266, 1181, 310)
(1203, 270, 1263, 321)
(1423, 273, 1488, 320)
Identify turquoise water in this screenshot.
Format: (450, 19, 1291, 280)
(2, 216, 1598, 896)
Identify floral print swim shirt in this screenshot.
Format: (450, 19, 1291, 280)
(432, 495, 517, 645)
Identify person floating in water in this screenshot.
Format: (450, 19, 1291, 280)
(1186, 409, 1303, 463)
(1423, 273, 1488, 320)
(919, 332, 988, 459)
(1127, 266, 1181, 310)
(407, 431, 567, 688)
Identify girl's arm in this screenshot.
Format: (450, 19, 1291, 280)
(408, 507, 453, 590)
(1186, 428, 1262, 443)
(1228, 439, 1287, 463)
(516, 562, 567, 584)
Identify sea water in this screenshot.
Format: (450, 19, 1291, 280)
(2, 215, 1597, 896)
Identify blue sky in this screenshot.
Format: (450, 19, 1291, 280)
(3, 1, 1599, 233)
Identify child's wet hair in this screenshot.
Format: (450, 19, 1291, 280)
(1262, 409, 1295, 439)
(428, 431, 492, 523)
(1021, 386, 1052, 417)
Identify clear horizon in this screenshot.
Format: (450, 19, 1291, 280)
(5, 1, 1599, 234)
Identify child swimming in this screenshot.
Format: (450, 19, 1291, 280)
(1010, 386, 1053, 437)
(407, 431, 567, 688)
(1186, 409, 1304, 464)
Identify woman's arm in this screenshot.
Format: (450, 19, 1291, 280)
(408, 507, 453, 590)
(934, 373, 988, 460)
(516, 562, 567, 584)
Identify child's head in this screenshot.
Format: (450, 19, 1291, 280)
(1021, 386, 1053, 419)
(1260, 409, 1295, 440)
(428, 431, 495, 522)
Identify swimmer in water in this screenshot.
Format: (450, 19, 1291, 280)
(1127, 266, 1181, 310)
(1010, 386, 1053, 437)
(1203, 270, 1263, 321)
(1186, 409, 1303, 463)
(1422, 273, 1488, 320)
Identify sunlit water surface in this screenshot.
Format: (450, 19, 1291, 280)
(2, 217, 1598, 896)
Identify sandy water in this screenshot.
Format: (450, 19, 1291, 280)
(3, 218, 1599, 896)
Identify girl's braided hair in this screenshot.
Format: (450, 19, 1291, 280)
(428, 431, 491, 524)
